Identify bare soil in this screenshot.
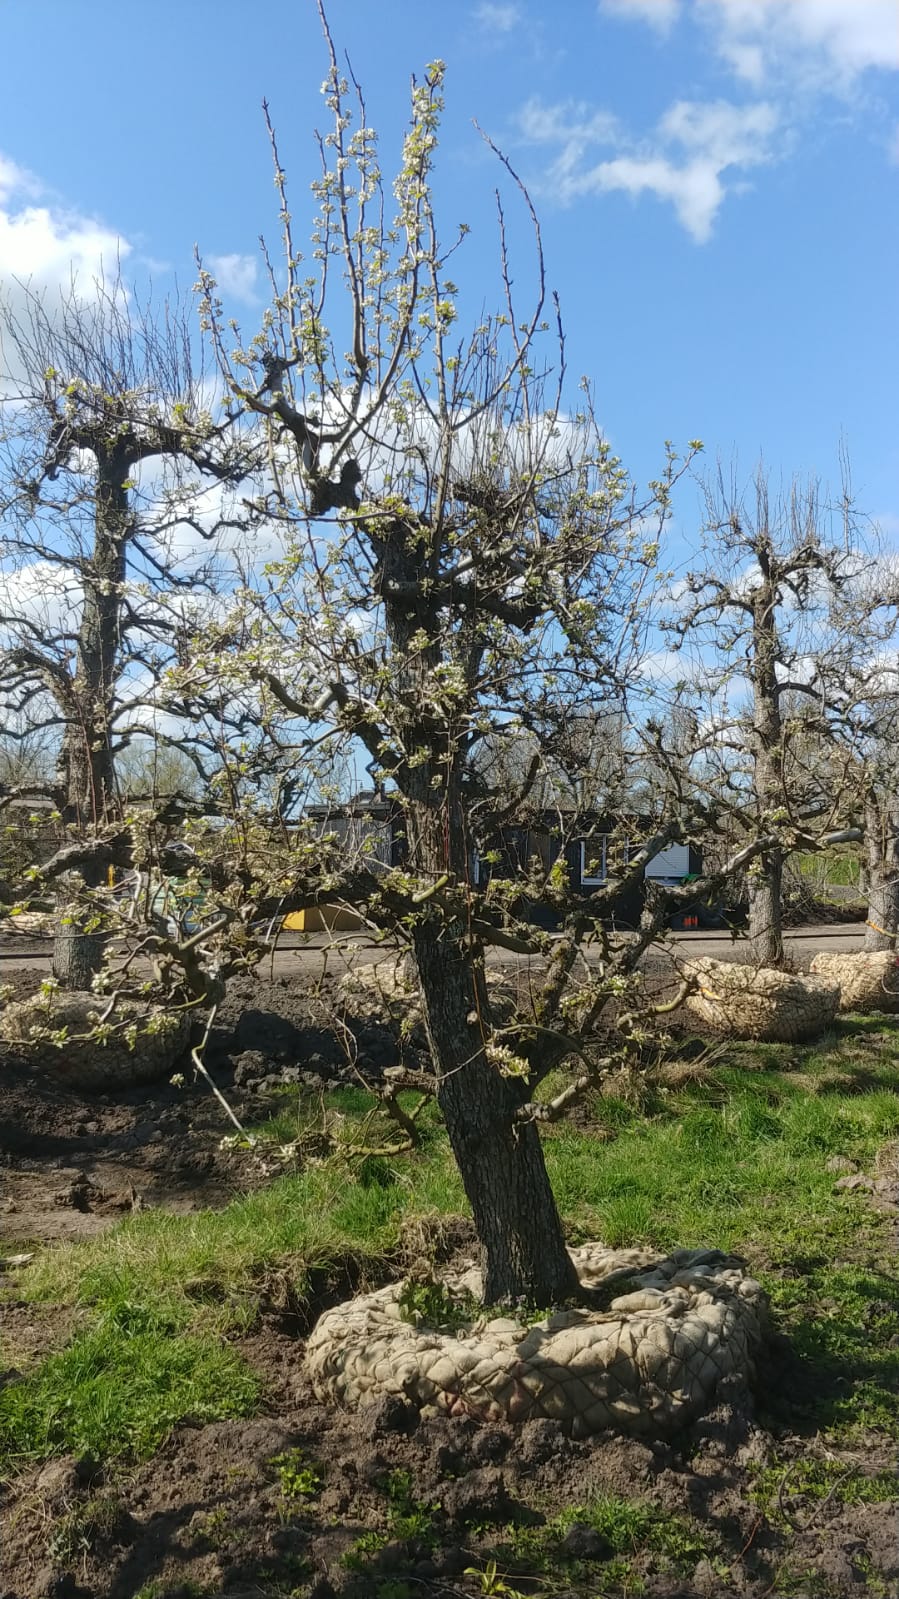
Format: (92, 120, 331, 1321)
(2, 1322, 897, 1599)
(0, 969, 393, 1252)
(1, 961, 897, 1599)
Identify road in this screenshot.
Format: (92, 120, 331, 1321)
(0, 921, 866, 977)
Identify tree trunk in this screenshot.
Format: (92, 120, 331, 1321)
(748, 846, 784, 966)
(53, 452, 128, 988)
(864, 792, 899, 952)
(52, 864, 109, 988)
(749, 570, 786, 967)
(52, 730, 115, 989)
(413, 919, 579, 1306)
(380, 513, 578, 1306)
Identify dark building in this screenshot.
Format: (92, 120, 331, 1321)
(306, 793, 708, 930)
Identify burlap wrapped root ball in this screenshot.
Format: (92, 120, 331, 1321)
(340, 960, 517, 1027)
(0, 990, 190, 1090)
(306, 1244, 766, 1439)
(810, 950, 899, 1014)
(683, 957, 840, 1043)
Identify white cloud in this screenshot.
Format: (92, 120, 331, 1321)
(659, 97, 777, 162)
(600, 0, 899, 89)
(599, 0, 680, 32)
(0, 154, 33, 204)
(716, 38, 766, 85)
(474, 2, 520, 31)
(584, 1, 899, 240)
(519, 97, 620, 150)
(0, 153, 127, 294)
(702, 0, 899, 88)
(596, 157, 727, 242)
(207, 252, 259, 305)
(0, 559, 82, 638)
(521, 95, 778, 241)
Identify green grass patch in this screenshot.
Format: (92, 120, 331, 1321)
(795, 850, 861, 887)
(19, 1117, 463, 1332)
(0, 1297, 258, 1471)
(749, 1455, 898, 1526)
(5, 1018, 899, 1471)
(479, 1493, 716, 1595)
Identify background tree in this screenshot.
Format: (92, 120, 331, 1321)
(0, 272, 250, 984)
(669, 467, 869, 965)
(838, 670, 899, 952)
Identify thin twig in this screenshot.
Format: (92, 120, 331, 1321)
(190, 1003, 256, 1143)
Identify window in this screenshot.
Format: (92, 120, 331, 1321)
(580, 837, 607, 885)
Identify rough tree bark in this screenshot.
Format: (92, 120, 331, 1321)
(747, 553, 786, 966)
(413, 918, 578, 1305)
(51, 452, 128, 984)
(747, 845, 784, 967)
(863, 790, 899, 952)
(52, 863, 108, 987)
(382, 516, 579, 1305)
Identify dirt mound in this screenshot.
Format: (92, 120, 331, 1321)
(0, 981, 266, 1249)
(2, 1329, 895, 1599)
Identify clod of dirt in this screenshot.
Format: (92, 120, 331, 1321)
(439, 1466, 520, 1525)
(34, 1457, 80, 1504)
(469, 1425, 512, 1464)
(31, 1567, 93, 1599)
(47, 1176, 98, 1212)
(517, 1416, 571, 1468)
(359, 1394, 420, 1437)
(560, 1521, 613, 1560)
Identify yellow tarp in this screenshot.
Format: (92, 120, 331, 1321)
(283, 906, 363, 932)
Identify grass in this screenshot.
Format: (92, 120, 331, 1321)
(12, 1086, 462, 1333)
(749, 1456, 898, 1525)
(469, 1494, 717, 1598)
(0, 1296, 259, 1469)
(2, 1022, 899, 1475)
(795, 850, 861, 888)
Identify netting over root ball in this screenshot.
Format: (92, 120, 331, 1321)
(306, 1245, 766, 1439)
(810, 950, 899, 1014)
(683, 958, 840, 1042)
(0, 990, 190, 1090)
(340, 959, 518, 1027)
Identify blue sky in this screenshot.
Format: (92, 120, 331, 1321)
(0, 0, 897, 541)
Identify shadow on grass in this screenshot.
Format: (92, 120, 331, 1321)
(760, 1263, 899, 1439)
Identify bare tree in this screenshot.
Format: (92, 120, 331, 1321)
(0, 270, 250, 984)
(670, 467, 869, 965)
(839, 674, 899, 951)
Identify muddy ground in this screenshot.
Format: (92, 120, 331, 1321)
(0, 968, 401, 1249)
(4, 1361, 897, 1599)
(1, 965, 898, 1599)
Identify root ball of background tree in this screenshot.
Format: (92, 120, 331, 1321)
(682, 958, 840, 1042)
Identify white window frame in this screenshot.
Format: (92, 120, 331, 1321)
(580, 837, 607, 885)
